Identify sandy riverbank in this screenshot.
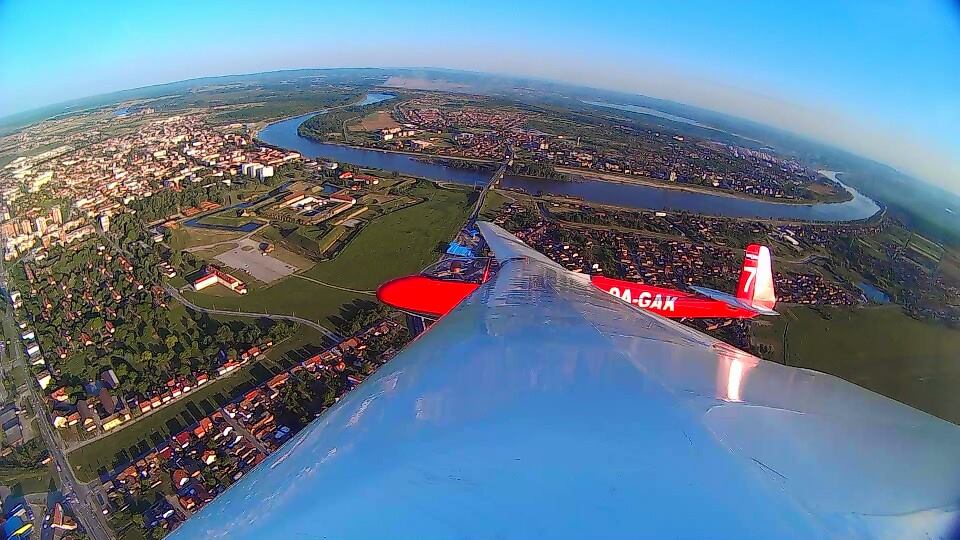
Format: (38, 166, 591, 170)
(555, 167, 853, 205)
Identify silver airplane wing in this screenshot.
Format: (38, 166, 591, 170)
(169, 221, 960, 540)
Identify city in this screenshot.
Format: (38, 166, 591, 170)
(1, 3, 959, 536)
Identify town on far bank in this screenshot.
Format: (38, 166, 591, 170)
(0, 76, 956, 539)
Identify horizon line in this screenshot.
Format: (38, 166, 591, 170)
(0, 64, 944, 194)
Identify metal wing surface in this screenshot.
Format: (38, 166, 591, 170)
(169, 221, 960, 540)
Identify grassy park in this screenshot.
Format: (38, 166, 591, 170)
(306, 183, 474, 289)
(0, 467, 53, 495)
(751, 305, 960, 423)
(183, 182, 474, 326)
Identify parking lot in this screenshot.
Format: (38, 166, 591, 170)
(215, 239, 299, 283)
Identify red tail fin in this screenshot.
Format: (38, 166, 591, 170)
(736, 244, 776, 311)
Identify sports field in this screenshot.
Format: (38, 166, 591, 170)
(751, 305, 960, 424)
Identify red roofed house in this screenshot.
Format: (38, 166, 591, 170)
(172, 469, 190, 488)
(192, 266, 247, 295)
(173, 431, 191, 449)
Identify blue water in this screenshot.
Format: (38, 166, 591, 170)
(256, 95, 881, 222)
(583, 100, 714, 129)
(354, 92, 396, 106)
(856, 281, 891, 303)
(182, 217, 262, 232)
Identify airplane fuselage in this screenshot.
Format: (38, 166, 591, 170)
(590, 275, 758, 318)
(378, 273, 758, 319)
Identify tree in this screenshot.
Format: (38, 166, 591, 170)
(216, 325, 234, 344)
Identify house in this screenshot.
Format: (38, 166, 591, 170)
(173, 431, 191, 449)
(302, 354, 322, 370)
(51, 503, 78, 531)
(102, 415, 124, 431)
(101, 369, 119, 389)
(99, 388, 119, 415)
(201, 450, 217, 465)
(52, 412, 69, 429)
(0, 403, 17, 428)
(50, 387, 70, 402)
(158, 444, 173, 461)
(172, 469, 190, 488)
(76, 400, 99, 432)
(36, 370, 52, 390)
(191, 266, 247, 294)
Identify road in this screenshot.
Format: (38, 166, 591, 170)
(164, 284, 343, 343)
(220, 412, 269, 455)
(0, 256, 114, 540)
(468, 149, 511, 223)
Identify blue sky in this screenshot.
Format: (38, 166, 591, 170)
(2, 0, 958, 192)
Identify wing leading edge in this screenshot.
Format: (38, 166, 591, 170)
(170, 221, 960, 540)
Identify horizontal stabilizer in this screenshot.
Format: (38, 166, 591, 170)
(690, 286, 779, 316)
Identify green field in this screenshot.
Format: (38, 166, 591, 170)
(169, 227, 244, 251)
(0, 467, 53, 495)
(195, 212, 263, 229)
(68, 329, 326, 482)
(183, 182, 474, 327)
(479, 189, 510, 221)
(906, 233, 945, 263)
(306, 183, 474, 289)
(752, 305, 960, 423)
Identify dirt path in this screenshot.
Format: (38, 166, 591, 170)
(291, 274, 376, 295)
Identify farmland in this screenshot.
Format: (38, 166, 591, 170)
(751, 305, 960, 423)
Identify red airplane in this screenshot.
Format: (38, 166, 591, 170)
(377, 243, 778, 319)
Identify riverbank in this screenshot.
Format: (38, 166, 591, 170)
(286, 134, 500, 166)
(500, 187, 883, 227)
(555, 167, 853, 205)
(256, 106, 881, 222)
(262, 126, 846, 207)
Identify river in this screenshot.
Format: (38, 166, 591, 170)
(257, 94, 881, 222)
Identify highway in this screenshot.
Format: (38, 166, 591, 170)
(164, 284, 343, 344)
(0, 256, 114, 540)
